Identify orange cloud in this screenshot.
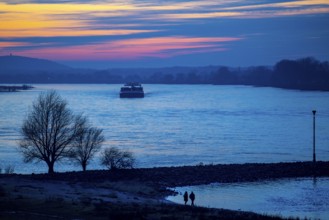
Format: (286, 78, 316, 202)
(0, 2, 151, 38)
(1, 0, 328, 40)
(0, 29, 156, 38)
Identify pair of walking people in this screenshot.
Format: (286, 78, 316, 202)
(183, 191, 195, 206)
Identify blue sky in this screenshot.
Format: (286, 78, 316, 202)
(0, 0, 328, 68)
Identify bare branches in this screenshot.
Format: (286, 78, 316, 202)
(70, 118, 105, 171)
(19, 90, 85, 174)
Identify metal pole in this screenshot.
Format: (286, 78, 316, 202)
(312, 110, 316, 164)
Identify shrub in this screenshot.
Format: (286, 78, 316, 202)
(101, 147, 135, 170)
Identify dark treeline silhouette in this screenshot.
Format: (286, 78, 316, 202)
(1, 56, 328, 91)
(210, 57, 329, 91)
(272, 57, 329, 90)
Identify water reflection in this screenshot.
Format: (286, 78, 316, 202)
(167, 178, 329, 219)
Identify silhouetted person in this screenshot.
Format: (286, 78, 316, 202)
(189, 191, 195, 206)
(183, 191, 188, 205)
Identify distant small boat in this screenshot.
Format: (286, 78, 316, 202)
(120, 82, 144, 98)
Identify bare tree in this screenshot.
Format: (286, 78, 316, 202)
(19, 91, 85, 174)
(71, 122, 105, 171)
(101, 147, 135, 170)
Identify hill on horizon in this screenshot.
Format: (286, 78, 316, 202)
(0, 55, 225, 71)
(0, 55, 71, 74)
(0, 55, 223, 83)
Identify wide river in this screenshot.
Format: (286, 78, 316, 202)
(0, 84, 328, 173)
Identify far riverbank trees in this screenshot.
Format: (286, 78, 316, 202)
(2, 57, 328, 91)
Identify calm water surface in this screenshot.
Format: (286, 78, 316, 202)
(0, 84, 328, 173)
(167, 178, 329, 219)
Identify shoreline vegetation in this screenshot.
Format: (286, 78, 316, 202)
(1, 161, 328, 219)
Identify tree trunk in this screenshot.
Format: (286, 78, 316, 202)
(82, 161, 87, 172)
(47, 162, 55, 174)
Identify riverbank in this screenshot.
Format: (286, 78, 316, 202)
(0, 176, 287, 220)
(1, 161, 328, 219)
(0, 85, 33, 92)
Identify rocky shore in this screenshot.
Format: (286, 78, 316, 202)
(30, 161, 329, 187)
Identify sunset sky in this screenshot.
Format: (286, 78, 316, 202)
(0, 0, 329, 68)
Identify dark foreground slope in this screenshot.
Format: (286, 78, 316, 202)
(0, 199, 289, 220)
(2, 162, 322, 220)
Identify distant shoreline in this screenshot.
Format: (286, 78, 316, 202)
(1, 83, 329, 93)
(0, 84, 34, 92)
(1, 55, 329, 91)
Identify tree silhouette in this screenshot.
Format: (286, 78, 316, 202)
(71, 121, 105, 171)
(19, 91, 85, 174)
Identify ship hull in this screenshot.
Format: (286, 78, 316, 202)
(120, 92, 144, 98)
